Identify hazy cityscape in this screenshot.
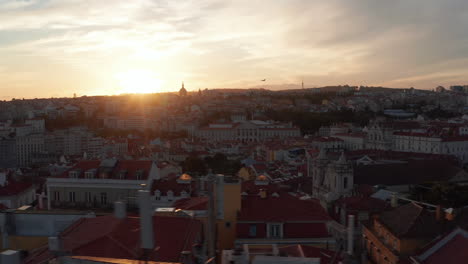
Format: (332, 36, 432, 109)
(2, 1, 468, 264)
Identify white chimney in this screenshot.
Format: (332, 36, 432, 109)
(0, 250, 20, 264)
(114, 201, 127, 219)
(138, 190, 154, 249)
(48, 237, 61, 252)
(347, 214, 355, 255)
(0, 172, 6, 187)
(391, 193, 398, 208)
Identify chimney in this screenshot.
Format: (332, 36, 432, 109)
(48, 237, 61, 252)
(38, 192, 45, 209)
(347, 214, 355, 256)
(390, 193, 398, 208)
(114, 201, 127, 219)
(180, 250, 192, 264)
(206, 174, 217, 260)
(435, 205, 442, 221)
(0, 250, 20, 264)
(445, 208, 455, 221)
(138, 190, 154, 250)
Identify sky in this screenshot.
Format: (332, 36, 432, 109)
(1, 0, 468, 99)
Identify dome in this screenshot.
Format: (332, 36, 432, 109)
(179, 173, 192, 181)
(257, 175, 268, 181)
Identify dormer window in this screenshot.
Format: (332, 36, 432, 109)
(68, 170, 79, 178)
(155, 190, 161, 200)
(118, 170, 127, 180)
(267, 223, 283, 238)
(85, 169, 96, 179)
(135, 170, 144, 180)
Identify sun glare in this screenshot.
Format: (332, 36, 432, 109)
(115, 69, 162, 94)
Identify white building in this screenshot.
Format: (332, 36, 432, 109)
(46, 159, 159, 210)
(25, 118, 45, 133)
(394, 132, 468, 163)
(334, 133, 366, 150)
(16, 133, 45, 167)
(194, 120, 301, 142)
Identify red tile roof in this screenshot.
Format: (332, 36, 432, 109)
(334, 132, 367, 138)
(0, 179, 33, 197)
(51, 215, 202, 262)
(278, 245, 340, 264)
(354, 160, 463, 186)
(57, 160, 153, 180)
(378, 203, 443, 239)
(336, 196, 389, 212)
(172, 197, 208, 210)
(238, 193, 331, 222)
(151, 174, 196, 196)
(23, 245, 55, 264)
(414, 228, 468, 264)
(241, 180, 282, 195)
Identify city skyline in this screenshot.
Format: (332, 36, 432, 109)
(1, 0, 468, 99)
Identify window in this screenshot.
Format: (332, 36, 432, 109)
(225, 222, 231, 228)
(68, 192, 76, 202)
(69, 171, 78, 178)
(85, 192, 92, 203)
(155, 190, 161, 200)
(53, 191, 60, 201)
(344, 177, 348, 189)
(267, 223, 282, 238)
(136, 170, 144, 180)
(100, 192, 107, 204)
(249, 225, 257, 237)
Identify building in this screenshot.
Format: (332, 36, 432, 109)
(334, 133, 366, 150)
(0, 210, 96, 251)
(179, 82, 188, 97)
(222, 244, 341, 264)
(16, 133, 45, 167)
(0, 137, 16, 168)
(194, 120, 301, 142)
(311, 151, 354, 207)
(410, 227, 468, 264)
(393, 132, 468, 163)
(150, 173, 196, 208)
(362, 203, 447, 264)
(46, 159, 159, 210)
(23, 209, 204, 263)
(172, 174, 242, 253)
(25, 118, 45, 133)
(0, 171, 35, 209)
(236, 177, 334, 249)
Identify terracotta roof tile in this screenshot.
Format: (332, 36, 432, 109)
(238, 193, 331, 222)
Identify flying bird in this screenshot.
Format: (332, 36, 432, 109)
(261, 79, 266, 81)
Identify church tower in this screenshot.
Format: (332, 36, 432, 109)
(179, 82, 187, 97)
(329, 152, 353, 197)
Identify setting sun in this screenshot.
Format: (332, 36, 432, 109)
(114, 69, 163, 94)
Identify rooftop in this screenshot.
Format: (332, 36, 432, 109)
(25, 214, 202, 263)
(378, 203, 444, 239)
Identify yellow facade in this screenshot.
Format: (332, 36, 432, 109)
(238, 167, 254, 181)
(216, 181, 241, 251)
(4, 236, 48, 251)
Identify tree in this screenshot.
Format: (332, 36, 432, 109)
(181, 155, 207, 176)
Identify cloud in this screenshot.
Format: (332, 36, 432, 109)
(1, 0, 468, 98)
